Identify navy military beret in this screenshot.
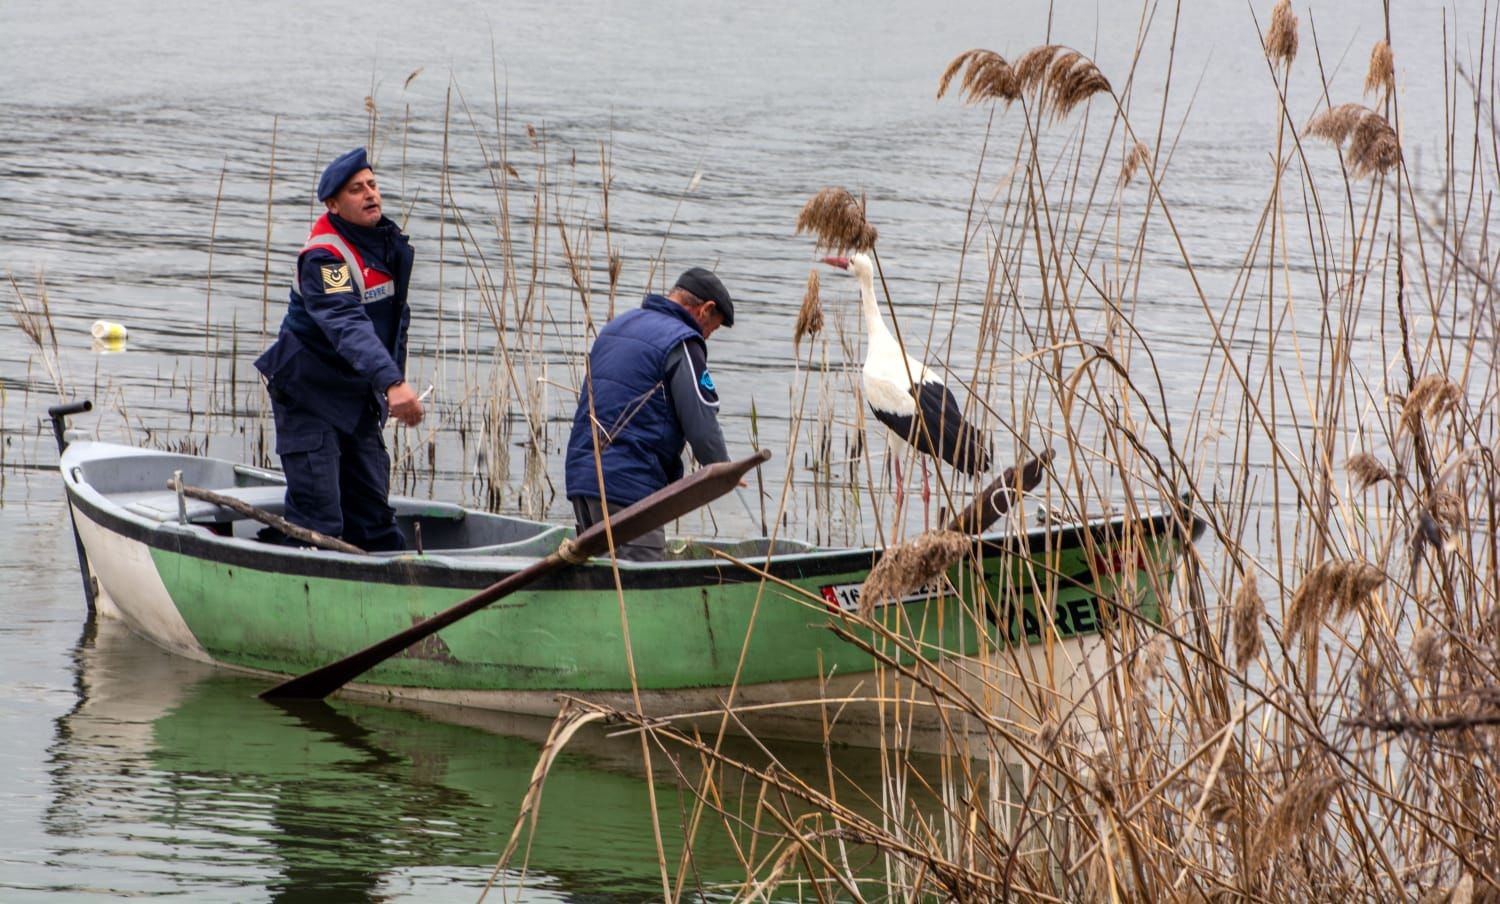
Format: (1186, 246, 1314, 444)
(673, 267, 735, 327)
(317, 147, 372, 201)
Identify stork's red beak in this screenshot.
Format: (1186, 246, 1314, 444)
(820, 256, 850, 269)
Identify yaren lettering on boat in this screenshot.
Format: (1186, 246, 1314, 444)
(989, 593, 1110, 645)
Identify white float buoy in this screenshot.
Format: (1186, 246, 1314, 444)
(90, 320, 128, 341)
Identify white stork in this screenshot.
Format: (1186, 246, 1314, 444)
(821, 252, 991, 475)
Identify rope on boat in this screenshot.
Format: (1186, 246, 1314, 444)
(555, 538, 588, 565)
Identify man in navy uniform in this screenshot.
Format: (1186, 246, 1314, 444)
(255, 147, 424, 551)
(564, 267, 737, 561)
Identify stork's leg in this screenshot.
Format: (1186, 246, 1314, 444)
(921, 459, 932, 531)
(893, 454, 905, 532)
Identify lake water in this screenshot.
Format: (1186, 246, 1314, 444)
(0, 0, 1481, 899)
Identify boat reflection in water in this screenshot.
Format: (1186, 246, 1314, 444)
(48, 615, 934, 900)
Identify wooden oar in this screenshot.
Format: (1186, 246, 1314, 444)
(943, 449, 1053, 535)
(260, 449, 772, 701)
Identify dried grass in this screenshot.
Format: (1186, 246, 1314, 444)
(1348, 452, 1393, 491)
(1017, 45, 1113, 118)
(1259, 768, 1342, 862)
(1366, 39, 1395, 99)
(1232, 570, 1265, 671)
(793, 187, 878, 254)
(1120, 140, 1151, 188)
(1267, 0, 1299, 65)
(1132, 635, 1167, 686)
(1306, 103, 1401, 178)
(1286, 559, 1386, 640)
(1400, 374, 1465, 430)
(1411, 625, 1445, 680)
(859, 530, 969, 616)
(937, 48, 1019, 104)
(793, 269, 824, 354)
(940, 45, 1110, 118)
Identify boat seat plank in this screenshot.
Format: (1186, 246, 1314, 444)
(428, 526, 570, 558)
(123, 485, 289, 523)
(391, 497, 467, 521)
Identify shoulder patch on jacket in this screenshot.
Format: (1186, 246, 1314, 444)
(682, 340, 719, 407)
(321, 263, 352, 292)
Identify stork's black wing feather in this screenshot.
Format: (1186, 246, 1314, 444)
(870, 381, 990, 474)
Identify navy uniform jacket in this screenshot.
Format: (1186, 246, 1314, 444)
(254, 213, 414, 444)
(565, 294, 730, 506)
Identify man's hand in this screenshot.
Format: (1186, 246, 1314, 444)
(386, 380, 424, 427)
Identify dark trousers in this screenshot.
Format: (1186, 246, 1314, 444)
(273, 403, 404, 552)
(571, 496, 666, 562)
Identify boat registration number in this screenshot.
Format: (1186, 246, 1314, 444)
(819, 581, 943, 613)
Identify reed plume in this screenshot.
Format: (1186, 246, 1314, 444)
(1365, 39, 1395, 100)
(1411, 625, 1445, 681)
(859, 530, 968, 616)
(1013, 45, 1112, 119)
(1120, 140, 1151, 188)
(936, 48, 1019, 104)
(1132, 635, 1167, 686)
(1429, 489, 1465, 530)
(1306, 103, 1401, 178)
(1348, 452, 1393, 491)
(793, 269, 824, 353)
(1259, 768, 1342, 862)
(939, 45, 1110, 118)
(1267, 0, 1299, 65)
(1232, 570, 1265, 671)
(1286, 559, 1385, 640)
(1399, 373, 1464, 430)
(794, 187, 878, 254)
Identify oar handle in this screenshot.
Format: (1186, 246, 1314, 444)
(565, 450, 771, 561)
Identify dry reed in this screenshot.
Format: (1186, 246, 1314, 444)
(1410, 625, 1445, 679)
(793, 268, 824, 353)
(937, 48, 1019, 104)
(1257, 768, 1342, 864)
(858, 529, 968, 616)
(1232, 569, 1265, 671)
(1348, 452, 1393, 490)
(1400, 373, 1465, 430)
(1120, 139, 1151, 187)
(1267, 0, 1299, 65)
(1286, 559, 1386, 640)
(1366, 39, 1395, 100)
(793, 186, 879, 254)
(1305, 102, 1401, 178)
(1016, 45, 1109, 117)
(939, 44, 1111, 118)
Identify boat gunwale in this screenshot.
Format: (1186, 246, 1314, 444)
(60, 441, 1202, 592)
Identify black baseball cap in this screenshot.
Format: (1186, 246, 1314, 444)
(673, 267, 734, 327)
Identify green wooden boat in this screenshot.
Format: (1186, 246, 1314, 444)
(59, 438, 1202, 750)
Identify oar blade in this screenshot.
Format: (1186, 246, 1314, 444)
(943, 449, 1053, 535)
